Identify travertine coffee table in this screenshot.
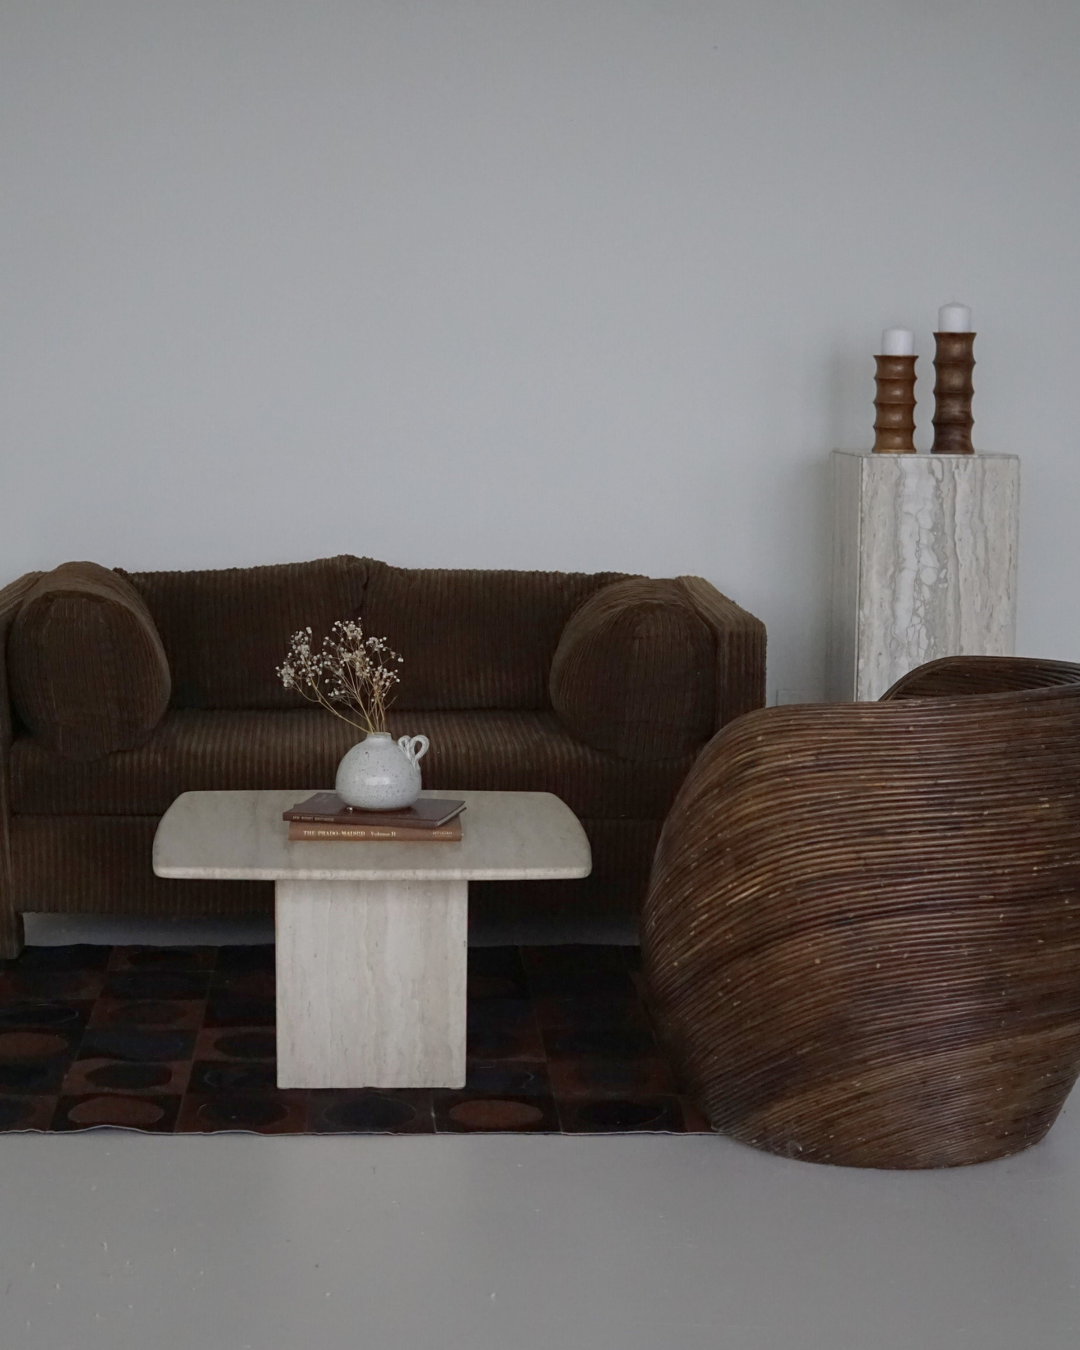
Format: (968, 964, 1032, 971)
(153, 789, 591, 1090)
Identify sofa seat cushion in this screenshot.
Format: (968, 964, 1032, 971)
(9, 708, 695, 822)
(118, 556, 369, 710)
(9, 562, 171, 762)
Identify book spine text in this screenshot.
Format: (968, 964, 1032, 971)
(288, 824, 460, 842)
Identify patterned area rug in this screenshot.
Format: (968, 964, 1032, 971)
(0, 943, 710, 1134)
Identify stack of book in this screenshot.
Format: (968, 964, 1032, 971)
(283, 793, 466, 842)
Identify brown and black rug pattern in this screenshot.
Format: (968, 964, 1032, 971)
(0, 943, 710, 1135)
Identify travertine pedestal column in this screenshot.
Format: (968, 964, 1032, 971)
(828, 451, 1020, 702)
(275, 877, 468, 1089)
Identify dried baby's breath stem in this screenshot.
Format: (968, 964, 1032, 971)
(276, 620, 403, 735)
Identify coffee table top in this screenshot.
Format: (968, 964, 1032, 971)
(153, 790, 592, 883)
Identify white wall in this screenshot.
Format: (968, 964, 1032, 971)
(3, 0, 1079, 700)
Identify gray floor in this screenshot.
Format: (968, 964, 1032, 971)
(10, 915, 1080, 1346)
(3, 1097, 1080, 1348)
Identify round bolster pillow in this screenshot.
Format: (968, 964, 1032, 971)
(9, 561, 171, 761)
(549, 578, 715, 761)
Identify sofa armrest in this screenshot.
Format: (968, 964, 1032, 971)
(675, 576, 767, 731)
(0, 572, 43, 955)
(549, 576, 766, 761)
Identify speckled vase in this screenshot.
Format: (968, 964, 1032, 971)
(335, 732, 429, 811)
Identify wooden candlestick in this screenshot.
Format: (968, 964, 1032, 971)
(872, 354, 917, 453)
(931, 331, 975, 454)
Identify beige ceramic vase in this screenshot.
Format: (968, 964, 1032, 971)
(335, 732, 429, 810)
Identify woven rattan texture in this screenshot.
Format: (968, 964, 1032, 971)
(642, 657, 1080, 1169)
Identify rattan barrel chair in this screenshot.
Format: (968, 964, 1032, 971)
(641, 657, 1080, 1168)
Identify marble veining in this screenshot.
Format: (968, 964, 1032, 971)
(828, 451, 1019, 701)
(275, 877, 468, 1089)
(153, 789, 591, 1088)
(153, 789, 593, 882)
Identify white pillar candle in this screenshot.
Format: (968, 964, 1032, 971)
(881, 327, 915, 356)
(938, 302, 972, 332)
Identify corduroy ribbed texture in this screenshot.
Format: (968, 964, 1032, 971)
(2, 559, 767, 955)
(120, 556, 369, 710)
(10, 708, 693, 827)
(0, 572, 43, 957)
(550, 578, 715, 760)
(10, 815, 273, 918)
(642, 659, 1080, 1169)
(8, 563, 171, 762)
(676, 576, 767, 730)
(363, 563, 630, 710)
(10, 815, 654, 932)
(395, 711, 693, 825)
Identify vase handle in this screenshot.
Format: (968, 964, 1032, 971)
(398, 734, 429, 764)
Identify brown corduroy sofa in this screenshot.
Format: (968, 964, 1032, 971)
(0, 556, 765, 957)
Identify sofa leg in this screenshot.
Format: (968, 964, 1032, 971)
(0, 908, 24, 960)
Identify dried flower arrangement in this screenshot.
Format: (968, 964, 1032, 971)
(277, 620, 404, 736)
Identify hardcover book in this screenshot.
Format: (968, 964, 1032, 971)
(287, 820, 463, 843)
(283, 793, 466, 830)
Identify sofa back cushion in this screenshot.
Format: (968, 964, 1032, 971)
(549, 577, 715, 760)
(119, 556, 369, 709)
(9, 561, 171, 761)
(363, 563, 629, 710)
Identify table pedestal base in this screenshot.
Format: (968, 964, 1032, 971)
(274, 877, 468, 1089)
